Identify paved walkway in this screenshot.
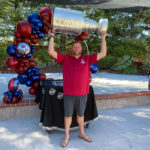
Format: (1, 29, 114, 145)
(0, 72, 148, 101)
(0, 105, 150, 150)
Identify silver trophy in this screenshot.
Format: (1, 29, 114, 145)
(51, 6, 108, 36)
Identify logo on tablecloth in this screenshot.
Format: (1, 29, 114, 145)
(49, 88, 56, 95)
(57, 92, 63, 99)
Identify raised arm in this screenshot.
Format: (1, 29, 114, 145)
(48, 29, 57, 60)
(97, 33, 107, 61)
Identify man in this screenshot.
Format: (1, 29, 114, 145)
(48, 29, 107, 147)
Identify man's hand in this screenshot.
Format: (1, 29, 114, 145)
(97, 32, 107, 61)
(100, 32, 107, 39)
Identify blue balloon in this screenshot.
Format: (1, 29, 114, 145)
(31, 45, 36, 50)
(26, 67, 33, 75)
(17, 73, 28, 84)
(8, 91, 13, 96)
(26, 80, 33, 87)
(15, 52, 23, 59)
(35, 20, 43, 29)
(9, 95, 13, 99)
(27, 53, 33, 59)
(38, 32, 45, 39)
(28, 13, 40, 23)
(35, 26, 39, 31)
(90, 64, 99, 73)
(8, 98, 12, 102)
(7, 44, 16, 56)
(30, 75, 39, 81)
(14, 91, 18, 96)
(32, 30, 36, 34)
(3, 92, 8, 96)
(30, 23, 35, 30)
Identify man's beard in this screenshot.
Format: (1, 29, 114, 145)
(72, 51, 81, 56)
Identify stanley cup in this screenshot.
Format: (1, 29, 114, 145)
(51, 6, 108, 36)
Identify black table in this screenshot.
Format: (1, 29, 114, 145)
(35, 79, 99, 132)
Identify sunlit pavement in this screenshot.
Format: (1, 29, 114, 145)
(0, 72, 149, 101)
(0, 105, 150, 150)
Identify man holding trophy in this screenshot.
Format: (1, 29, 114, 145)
(48, 6, 108, 147)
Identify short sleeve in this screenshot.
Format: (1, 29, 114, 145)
(56, 52, 66, 64)
(89, 53, 98, 65)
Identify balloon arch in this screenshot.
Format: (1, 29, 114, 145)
(3, 7, 98, 104)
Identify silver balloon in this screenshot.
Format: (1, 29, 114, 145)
(51, 6, 108, 35)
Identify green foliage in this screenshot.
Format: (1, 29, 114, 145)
(34, 49, 50, 65)
(0, 46, 8, 68)
(111, 55, 135, 71)
(123, 66, 137, 74)
(98, 56, 117, 69)
(141, 61, 150, 74)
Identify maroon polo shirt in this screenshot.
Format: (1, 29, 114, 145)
(56, 52, 98, 96)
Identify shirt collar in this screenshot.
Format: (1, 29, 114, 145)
(71, 54, 82, 59)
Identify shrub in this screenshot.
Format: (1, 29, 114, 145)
(111, 55, 135, 71)
(141, 61, 150, 74)
(0, 47, 8, 68)
(123, 66, 138, 74)
(98, 56, 117, 69)
(113, 44, 145, 58)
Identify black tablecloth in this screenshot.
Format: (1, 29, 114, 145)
(35, 80, 99, 131)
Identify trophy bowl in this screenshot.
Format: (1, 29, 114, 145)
(51, 5, 108, 36)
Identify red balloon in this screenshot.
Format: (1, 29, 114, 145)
(6, 57, 19, 69)
(23, 38, 31, 45)
(13, 40, 18, 46)
(29, 60, 35, 67)
(17, 20, 32, 37)
(15, 66, 24, 74)
(40, 7, 52, 18)
(15, 32, 21, 38)
(8, 78, 19, 92)
(39, 73, 46, 80)
(32, 81, 39, 88)
(3, 95, 10, 104)
(11, 96, 19, 104)
(43, 25, 49, 34)
(16, 37, 22, 42)
(29, 87, 37, 95)
(31, 38, 38, 44)
(22, 58, 29, 63)
(42, 14, 51, 22)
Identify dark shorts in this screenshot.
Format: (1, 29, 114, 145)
(63, 94, 88, 117)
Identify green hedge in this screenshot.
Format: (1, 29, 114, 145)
(98, 55, 117, 69)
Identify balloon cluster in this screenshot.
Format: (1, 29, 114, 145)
(17, 67, 46, 95)
(28, 13, 44, 40)
(3, 7, 51, 104)
(3, 78, 23, 104)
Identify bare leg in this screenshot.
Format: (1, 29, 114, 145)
(60, 116, 72, 147)
(76, 114, 92, 142)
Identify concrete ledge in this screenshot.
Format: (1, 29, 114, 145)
(96, 95, 150, 110)
(0, 105, 41, 121)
